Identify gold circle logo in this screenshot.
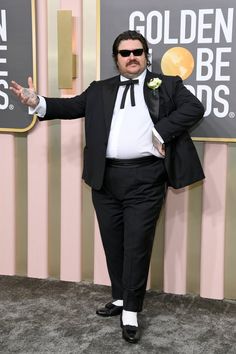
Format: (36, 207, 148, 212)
(161, 47, 194, 80)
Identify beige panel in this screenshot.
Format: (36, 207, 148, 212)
(47, 0, 61, 278)
(81, 0, 98, 280)
(57, 10, 73, 88)
(186, 142, 204, 294)
(15, 134, 28, 275)
(13, 0, 37, 274)
(150, 207, 165, 290)
(224, 143, 236, 299)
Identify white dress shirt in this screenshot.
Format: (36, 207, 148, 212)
(106, 70, 164, 159)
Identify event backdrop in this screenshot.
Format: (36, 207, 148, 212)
(0, 0, 236, 302)
(0, 0, 36, 132)
(100, 0, 236, 141)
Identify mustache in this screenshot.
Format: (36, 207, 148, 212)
(126, 60, 140, 66)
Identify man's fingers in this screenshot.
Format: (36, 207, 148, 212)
(28, 76, 34, 90)
(10, 80, 22, 91)
(9, 78, 38, 108)
(10, 78, 35, 94)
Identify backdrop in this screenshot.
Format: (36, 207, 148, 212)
(100, 0, 236, 141)
(0, 0, 36, 132)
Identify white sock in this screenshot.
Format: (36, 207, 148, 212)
(122, 310, 138, 327)
(112, 299, 123, 307)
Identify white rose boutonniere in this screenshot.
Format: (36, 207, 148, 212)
(147, 77, 162, 95)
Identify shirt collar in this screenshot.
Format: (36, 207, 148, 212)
(120, 69, 147, 84)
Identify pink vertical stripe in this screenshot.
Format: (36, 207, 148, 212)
(0, 135, 15, 275)
(200, 143, 227, 299)
(60, 120, 83, 281)
(94, 217, 110, 285)
(60, 0, 83, 281)
(164, 188, 188, 294)
(27, 0, 48, 278)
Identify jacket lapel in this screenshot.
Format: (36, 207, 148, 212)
(144, 70, 161, 124)
(102, 71, 161, 136)
(102, 76, 120, 137)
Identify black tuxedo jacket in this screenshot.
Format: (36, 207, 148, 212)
(40, 70, 205, 190)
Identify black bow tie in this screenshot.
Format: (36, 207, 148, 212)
(119, 79, 139, 109)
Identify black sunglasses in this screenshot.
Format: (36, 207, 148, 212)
(118, 48, 144, 57)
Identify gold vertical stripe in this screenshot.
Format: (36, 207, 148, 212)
(150, 208, 165, 290)
(81, 186, 94, 280)
(47, 0, 61, 278)
(15, 0, 36, 275)
(224, 143, 236, 299)
(186, 142, 204, 294)
(15, 134, 28, 275)
(81, 0, 98, 280)
(57, 10, 73, 88)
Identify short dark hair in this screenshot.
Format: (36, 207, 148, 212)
(112, 30, 151, 66)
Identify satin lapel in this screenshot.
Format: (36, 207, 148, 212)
(102, 76, 120, 137)
(144, 71, 160, 124)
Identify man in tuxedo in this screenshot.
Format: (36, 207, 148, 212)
(10, 30, 205, 344)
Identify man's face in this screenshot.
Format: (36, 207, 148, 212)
(116, 39, 147, 79)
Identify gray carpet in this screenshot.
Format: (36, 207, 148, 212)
(0, 276, 236, 353)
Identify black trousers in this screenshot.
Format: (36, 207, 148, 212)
(92, 156, 167, 312)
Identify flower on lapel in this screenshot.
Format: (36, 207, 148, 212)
(147, 77, 162, 90)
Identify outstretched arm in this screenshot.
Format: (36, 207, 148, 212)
(10, 77, 39, 108)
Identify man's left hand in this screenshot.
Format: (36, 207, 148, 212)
(152, 133, 165, 157)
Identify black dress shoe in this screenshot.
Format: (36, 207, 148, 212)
(120, 315, 141, 344)
(96, 302, 123, 317)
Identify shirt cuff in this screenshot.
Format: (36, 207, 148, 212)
(152, 127, 164, 144)
(28, 95, 46, 117)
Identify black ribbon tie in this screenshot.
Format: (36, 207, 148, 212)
(119, 79, 139, 109)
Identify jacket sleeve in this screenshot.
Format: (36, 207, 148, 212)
(38, 82, 96, 121)
(154, 76, 205, 144)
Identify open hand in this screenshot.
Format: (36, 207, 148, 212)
(10, 77, 39, 108)
(152, 133, 166, 157)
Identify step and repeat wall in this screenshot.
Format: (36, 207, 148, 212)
(0, 0, 236, 301)
(0, 0, 37, 132)
(100, 0, 236, 141)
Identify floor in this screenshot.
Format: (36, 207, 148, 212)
(0, 276, 236, 353)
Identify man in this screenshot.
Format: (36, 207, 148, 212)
(10, 30, 205, 344)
